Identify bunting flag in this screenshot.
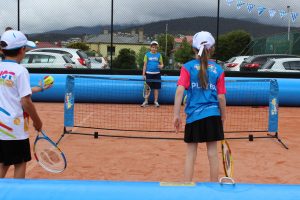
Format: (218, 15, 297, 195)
(226, 0, 234, 6)
(278, 10, 287, 19)
(236, 0, 245, 10)
(291, 12, 299, 23)
(268, 9, 277, 18)
(224, 0, 298, 22)
(247, 3, 255, 13)
(257, 6, 266, 16)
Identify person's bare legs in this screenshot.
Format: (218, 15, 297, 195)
(14, 162, 26, 178)
(183, 143, 198, 182)
(206, 141, 219, 182)
(154, 89, 159, 103)
(0, 163, 10, 178)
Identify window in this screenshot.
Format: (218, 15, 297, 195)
(107, 46, 115, 56)
(32, 55, 55, 63)
(22, 55, 30, 64)
(288, 61, 300, 70)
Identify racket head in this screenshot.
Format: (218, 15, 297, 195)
(33, 130, 67, 173)
(221, 140, 233, 178)
(143, 82, 151, 98)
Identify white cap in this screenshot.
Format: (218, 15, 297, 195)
(0, 30, 36, 50)
(150, 41, 159, 45)
(192, 31, 215, 56)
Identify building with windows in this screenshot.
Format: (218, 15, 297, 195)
(86, 29, 150, 58)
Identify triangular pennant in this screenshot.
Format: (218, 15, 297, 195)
(279, 10, 287, 19)
(247, 3, 255, 13)
(257, 6, 266, 16)
(291, 12, 299, 23)
(226, 0, 234, 6)
(236, 0, 245, 10)
(268, 9, 277, 18)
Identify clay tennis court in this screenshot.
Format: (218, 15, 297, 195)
(4, 103, 300, 184)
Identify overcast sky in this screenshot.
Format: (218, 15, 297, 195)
(1, 0, 299, 34)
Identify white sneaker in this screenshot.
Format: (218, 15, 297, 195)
(154, 101, 160, 107)
(141, 101, 148, 107)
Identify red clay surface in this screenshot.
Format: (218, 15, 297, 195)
(5, 103, 300, 184)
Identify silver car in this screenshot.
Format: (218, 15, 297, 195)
(258, 58, 300, 72)
(28, 47, 91, 68)
(21, 52, 75, 69)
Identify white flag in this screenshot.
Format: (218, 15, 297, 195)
(226, 0, 234, 6)
(268, 9, 277, 18)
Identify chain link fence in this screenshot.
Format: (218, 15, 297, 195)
(1, 0, 300, 71)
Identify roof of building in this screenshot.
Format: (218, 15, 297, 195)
(174, 36, 193, 44)
(36, 42, 61, 48)
(86, 34, 150, 45)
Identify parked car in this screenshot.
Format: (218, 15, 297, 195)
(29, 48, 91, 68)
(90, 57, 109, 69)
(240, 54, 300, 71)
(224, 56, 249, 71)
(21, 52, 75, 69)
(258, 58, 300, 72)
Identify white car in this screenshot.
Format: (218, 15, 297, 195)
(90, 57, 109, 69)
(224, 56, 249, 71)
(21, 52, 75, 69)
(29, 48, 91, 68)
(258, 58, 300, 72)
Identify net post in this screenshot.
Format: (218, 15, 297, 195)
(249, 134, 254, 141)
(94, 132, 99, 139)
(268, 79, 279, 133)
(64, 75, 75, 127)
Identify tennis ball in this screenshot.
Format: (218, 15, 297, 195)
(43, 75, 54, 86)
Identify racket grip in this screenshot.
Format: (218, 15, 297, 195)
(219, 177, 235, 185)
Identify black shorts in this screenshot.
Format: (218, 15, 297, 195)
(184, 116, 224, 143)
(146, 73, 161, 89)
(0, 139, 31, 166)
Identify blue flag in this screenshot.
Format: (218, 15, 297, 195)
(279, 10, 287, 19)
(291, 12, 299, 23)
(236, 0, 245, 10)
(247, 3, 255, 13)
(257, 6, 266, 16)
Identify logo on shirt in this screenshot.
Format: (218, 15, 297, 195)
(194, 64, 217, 74)
(208, 65, 217, 74)
(191, 82, 216, 91)
(148, 57, 159, 61)
(0, 70, 16, 87)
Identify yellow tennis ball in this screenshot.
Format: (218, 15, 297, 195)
(43, 75, 54, 86)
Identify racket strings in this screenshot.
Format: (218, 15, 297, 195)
(34, 139, 66, 173)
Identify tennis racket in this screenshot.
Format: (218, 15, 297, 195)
(143, 81, 151, 99)
(33, 130, 67, 173)
(221, 140, 233, 178)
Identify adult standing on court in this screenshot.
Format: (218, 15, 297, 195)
(0, 30, 43, 178)
(141, 41, 164, 107)
(173, 31, 226, 182)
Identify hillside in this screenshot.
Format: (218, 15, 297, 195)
(28, 16, 298, 42)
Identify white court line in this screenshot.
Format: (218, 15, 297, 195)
(26, 111, 95, 175)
